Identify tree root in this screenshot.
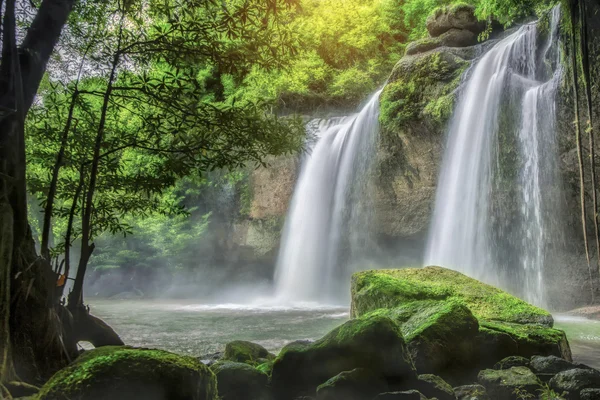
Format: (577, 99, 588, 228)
(70, 307, 124, 348)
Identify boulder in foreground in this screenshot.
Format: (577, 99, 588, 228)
(271, 314, 416, 399)
(38, 346, 217, 400)
(351, 267, 571, 381)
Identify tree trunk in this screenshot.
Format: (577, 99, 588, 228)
(570, 0, 595, 302)
(41, 90, 79, 261)
(0, 0, 79, 384)
(68, 19, 124, 309)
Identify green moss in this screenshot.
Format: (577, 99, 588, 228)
(38, 346, 217, 400)
(379, 51, 468, 135)
(224, 340, 274, 365)
(352, 267, 552, 326)
(480, 320, 570, 359)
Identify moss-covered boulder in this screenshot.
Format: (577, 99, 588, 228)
(316, 368, 388, 400)
(38, 346, 217, 400)
(271, 314, 416, 399)
(351, 267, 572, 381)
(477, 367, 541, 400)
(365, 299, 479, 375)
(426, 4, 485, 37)
(223, 340, 275, 365)
(210, 361, 270, 400)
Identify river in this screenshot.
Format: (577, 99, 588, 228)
(88, 299, 600, 369)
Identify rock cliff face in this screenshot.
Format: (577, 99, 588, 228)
(221, 2, 600, 309)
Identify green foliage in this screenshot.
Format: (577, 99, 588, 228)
(234, 0, 408, 109)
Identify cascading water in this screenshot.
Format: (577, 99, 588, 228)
(425, 6, 563, 306)
(273, 90, 382, 304)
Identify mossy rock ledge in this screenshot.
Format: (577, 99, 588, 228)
(350, 266, 572, 382)
(38, 346, 217, 400)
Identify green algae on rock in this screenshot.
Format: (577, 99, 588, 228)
(351, 267, 554, 325)
(38, 346, 217, 400)
(223, 340, 275, 365)
(478, 367, 541, 400)
(210, 361, 270, 400)
(350, 267, 572, 380)
(271, 314, 416, 399)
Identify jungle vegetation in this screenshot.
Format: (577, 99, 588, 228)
(0, 0, 593, 391)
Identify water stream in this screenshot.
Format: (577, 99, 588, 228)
(273, 90, 381, 304)
(425, 7, 563, 306)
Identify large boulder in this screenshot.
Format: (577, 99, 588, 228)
(316, 368, 388, 400)
(406, 29, 478, 56)
(271, 314, 416, 399)
(426, 4, 485, 38)
(477, 367, 541, 400)
(351, 267, 572, 381)
(210, 361, 270, 400)
(223, 340, 275, 365)
(38, 346, 217, 400)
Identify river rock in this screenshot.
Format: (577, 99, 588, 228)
(581, 388, 600, 400)
(453, 384, 489, 400)
(426, 4, 485, 37)
(530, 355, 583, 382)
(493, 356, 530, 370)
(223, 340, 275, 365)
(210, 361, 270, 400)
(351, 267, 571, 381)
(38, 346, 217, 400)
(549, 368, 600, 399)
(477, 367, 541, 400)
(316, 368, 388, 400)
(271, 314, 416, 399)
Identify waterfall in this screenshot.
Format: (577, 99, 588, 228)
(273, 90, 382, 304)
(425, 6, 563, 306)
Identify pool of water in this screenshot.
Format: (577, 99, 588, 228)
(88, 300, 600, 369)
(88, 299, 349, 356)
(555, 315, 600, 369)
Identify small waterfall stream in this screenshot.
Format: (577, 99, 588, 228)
(273, 90, 382, 304)
(425, 7, 563, 305)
